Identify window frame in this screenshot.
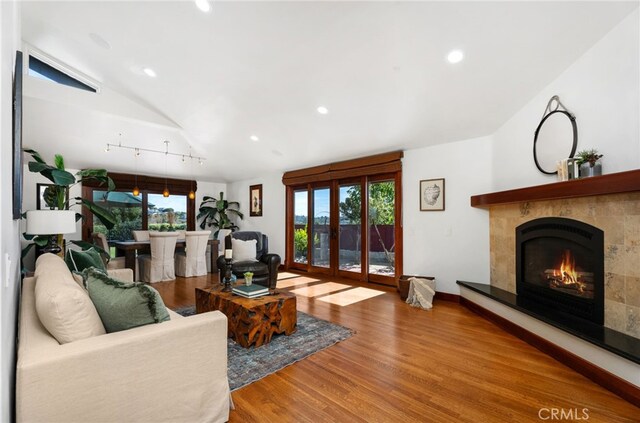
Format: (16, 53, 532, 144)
(82, 172, 197, 241)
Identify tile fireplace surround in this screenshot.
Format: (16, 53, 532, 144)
(474, 170, 640, 340)
(466, 170, 640, 404)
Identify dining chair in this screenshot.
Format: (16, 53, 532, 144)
(91, 233, 126, 270)
(175, 231, 211, 278)
(137, 232, 179, 283)
(132, 230, 150, 242)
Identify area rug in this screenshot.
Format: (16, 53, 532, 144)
(174, 306, 354, 391)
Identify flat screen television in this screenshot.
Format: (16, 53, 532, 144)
(12, 50, 23, 220)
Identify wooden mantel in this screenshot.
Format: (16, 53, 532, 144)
(471, 169, 640, 208)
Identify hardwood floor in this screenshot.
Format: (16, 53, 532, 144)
(156, 272, 639, 422)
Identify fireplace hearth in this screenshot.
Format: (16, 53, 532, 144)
(516, 217, 604, 325)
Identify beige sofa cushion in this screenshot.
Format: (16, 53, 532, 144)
(34, 254, 106, 344)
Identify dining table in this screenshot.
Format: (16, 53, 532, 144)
(113, 238, 220, 278)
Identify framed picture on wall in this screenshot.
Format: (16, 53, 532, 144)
(420, 178, 445, 211)
(37, 183, 68, 210)
(250, 184, 263, 217)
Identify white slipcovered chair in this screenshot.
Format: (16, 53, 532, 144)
(91, 233, 126, 270)
(175, 231, 211, 278)
(132, 230, 150, 241)
(137, 232, 179, 283)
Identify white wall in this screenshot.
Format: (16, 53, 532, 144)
(226, 172, 286, 259)
(402, 137, 493, 294)
(0, 1, 20, 421)
(492, 9, 640, 191)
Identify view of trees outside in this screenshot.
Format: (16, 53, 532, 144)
(338, 184, 361, 272)
(293, 190, 309, 263)
(147, 194, 187, 232)
(92, 191, 187, 241)
(367, 181, 395, 275)
(312, 188, 330, 267)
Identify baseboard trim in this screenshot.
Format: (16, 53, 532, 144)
(434, 292, 460, 303)
(460, 296, 640, 407)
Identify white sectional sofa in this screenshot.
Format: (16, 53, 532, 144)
(16, 254, 230, 423)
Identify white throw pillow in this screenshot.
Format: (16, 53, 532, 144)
(34, 256, 106, 344)
(231, 238, 258, 263)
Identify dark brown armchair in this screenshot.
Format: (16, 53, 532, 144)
(216, 231, 281, 289)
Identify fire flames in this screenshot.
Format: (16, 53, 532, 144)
(547, 250, 585, 294)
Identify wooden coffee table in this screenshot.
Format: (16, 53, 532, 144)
(195, 285, 297, 348)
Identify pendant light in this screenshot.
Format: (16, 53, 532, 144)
(188, 149, 196, 200)
(163, 140, 170, 197)
(132, 148, 140, 196)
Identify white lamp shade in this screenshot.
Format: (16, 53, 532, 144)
(26, 210, 77, 235)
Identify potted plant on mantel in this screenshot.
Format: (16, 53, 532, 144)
(197, 192, 244, 247)
(576, 149, 604, 178)
(21, 149, 117, 268)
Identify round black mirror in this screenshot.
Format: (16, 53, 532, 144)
(533, 96, 577, 175)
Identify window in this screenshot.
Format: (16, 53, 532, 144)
(92, 190, 143, 241)
(148, 194, 187, 232)
(28, 55, 97, 93)
(82, 172, 197, 242)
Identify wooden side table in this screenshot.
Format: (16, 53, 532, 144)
(195, 285, 297, 348)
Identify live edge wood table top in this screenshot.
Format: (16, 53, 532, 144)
(195, 285, 297, 348)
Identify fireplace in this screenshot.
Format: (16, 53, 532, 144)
(516, 217, 604, 325)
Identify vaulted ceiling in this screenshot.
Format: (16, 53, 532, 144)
(20, 1, 638, 182)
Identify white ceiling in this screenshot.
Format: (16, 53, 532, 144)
(20, 1, 638, 182)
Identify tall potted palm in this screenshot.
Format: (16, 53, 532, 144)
(197, 192, 244, 239)
(22, 149, 117, 263)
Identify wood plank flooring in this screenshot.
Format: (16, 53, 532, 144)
(155, 272, 639, 422)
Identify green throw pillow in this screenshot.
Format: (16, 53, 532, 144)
(81, 268, 170, 333)
(65, 247, 107, 273)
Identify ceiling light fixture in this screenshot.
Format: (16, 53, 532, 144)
(132, 148, 141, 197)
(143, 67, 157, 77)
(105, 140, 206, 163)
(250, 135, 259, 142)
(163, 140, 170, 198)
(195, 0, 211, 13)
(188, 148, 196, 200)
(447, 50, 464, 64)
(317, 106, 329, 115)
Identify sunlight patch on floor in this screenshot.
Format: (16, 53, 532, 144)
(317, 287, 385, 306)
(289, 282, 352, 297)
(277, 277, 322, 289)
(277, 272, 303, 280)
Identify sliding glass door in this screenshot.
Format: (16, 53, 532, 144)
(311, 186, 331, 270)
(338, 182, 363, 276)
(367, 177, 397, 283)
(286, 173, 401, 285)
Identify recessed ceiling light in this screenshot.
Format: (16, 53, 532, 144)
(317, 106, 329, 115)
(250, 135, 259, 142)
(195, 0, 211, 13)
(143, 67, 156, 77)
(447, 50, 464, 64)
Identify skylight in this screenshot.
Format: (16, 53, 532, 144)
(28, 55, 97, 93)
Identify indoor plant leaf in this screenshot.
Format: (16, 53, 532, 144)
(54, 154, 65, 170)
(23, 148, 46, 164)
(76, 197, 117, 230)
(50, 169, 76, 186)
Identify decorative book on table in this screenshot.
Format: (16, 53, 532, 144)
(232, 284, 269, 298)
